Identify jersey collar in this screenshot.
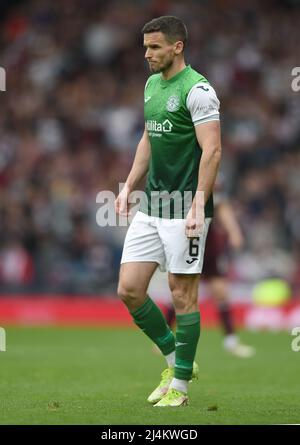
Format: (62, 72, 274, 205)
(159, 64, 191, 87)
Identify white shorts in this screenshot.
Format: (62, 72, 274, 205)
(121, 211, 211, 274)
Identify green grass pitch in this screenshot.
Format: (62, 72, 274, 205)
(0, 326, 299, 425)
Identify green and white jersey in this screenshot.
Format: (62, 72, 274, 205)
(139, 64, 220, 219)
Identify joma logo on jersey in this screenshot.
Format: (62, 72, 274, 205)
(146, 119, 173, 133)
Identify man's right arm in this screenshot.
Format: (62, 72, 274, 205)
(126, 127, 151, 192)
(115, 127, 151, 216)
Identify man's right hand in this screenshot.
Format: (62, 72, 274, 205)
(114, 184, 131, 216)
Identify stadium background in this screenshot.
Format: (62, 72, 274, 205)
(0, 0, 299, 328)
(1, 0, 300, 426)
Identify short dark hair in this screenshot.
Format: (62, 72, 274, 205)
(142, 16, 188, 47)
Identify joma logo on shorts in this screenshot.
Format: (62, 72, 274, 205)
(146, 119, 173, 133)
(186, 258, 197, 264)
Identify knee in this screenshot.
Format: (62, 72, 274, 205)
(213, 292, 228, 305)
(117, 281, 144, 310)
(209, 279, 228, 304)
(171, 287, 197, 313)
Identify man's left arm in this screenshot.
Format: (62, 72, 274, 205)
(185, 82, 222, 238)
(185, 120, 222, 238)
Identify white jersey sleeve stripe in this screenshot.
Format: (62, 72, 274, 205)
(194, 113, 220, 125)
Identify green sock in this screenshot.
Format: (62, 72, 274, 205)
(175, 311, 200, 381)
(130, 296, 175, 356)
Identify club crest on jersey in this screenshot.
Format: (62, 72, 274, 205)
(166, 95, 180, 112)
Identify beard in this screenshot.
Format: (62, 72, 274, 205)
(148, 57, 173, 73)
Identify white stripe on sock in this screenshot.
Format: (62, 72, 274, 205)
(165, 351, 175, 368)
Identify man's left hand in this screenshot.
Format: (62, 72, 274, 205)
(185, 207, 205, 238)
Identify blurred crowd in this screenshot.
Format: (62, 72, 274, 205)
(0, 0, 299, 295)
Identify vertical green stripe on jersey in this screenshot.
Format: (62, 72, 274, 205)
(140, 64, 214, 219)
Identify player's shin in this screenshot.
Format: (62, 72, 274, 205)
(170, 311, 200, 393)
(130, 296, 175, 360)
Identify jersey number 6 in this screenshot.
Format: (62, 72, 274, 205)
(189, 238, 200, 257)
